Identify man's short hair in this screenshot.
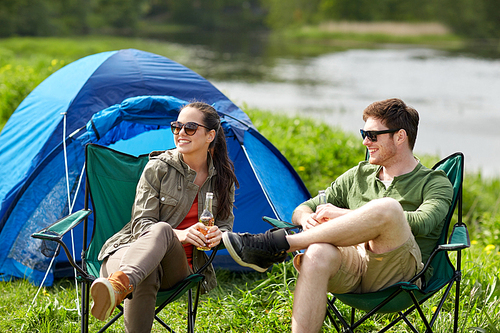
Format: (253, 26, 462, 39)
(362, 98, 419, 150)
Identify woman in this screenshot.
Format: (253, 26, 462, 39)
(90, 102, 238, 332)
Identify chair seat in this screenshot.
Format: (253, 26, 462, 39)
(333, 281, 432, 314)
(156, 274, 204, 306)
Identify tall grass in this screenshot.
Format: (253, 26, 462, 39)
(1, 244, 498, 332)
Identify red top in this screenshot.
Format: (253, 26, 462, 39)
(176, 196, 198, 268)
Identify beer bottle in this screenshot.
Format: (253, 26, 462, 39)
(318, 190, 327, 205)
(197, 192, 214, 251)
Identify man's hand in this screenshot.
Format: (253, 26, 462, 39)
(310, 204, 350, 224)
(292, 205, 323, 231)
(293, 204, 351, 231)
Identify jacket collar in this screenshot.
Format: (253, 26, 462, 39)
(149, 148, 217, 178)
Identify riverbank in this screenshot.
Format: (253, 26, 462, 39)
(274, 21, 465, 54)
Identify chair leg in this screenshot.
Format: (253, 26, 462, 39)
(408, 292, 433, 333)
(154, 315, 175, 332)
(326, 297, 354, 333)
(97, 309, 124, 333)
(187, 289, 194, 333)
(454, 277, 461, 333)
(454, 250, 463, 333)
(81, 281, 90, 333)
(192, 282, 202, 323)
(325, 297, 342, 332)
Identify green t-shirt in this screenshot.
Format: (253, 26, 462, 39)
(297, 161, 453, 265)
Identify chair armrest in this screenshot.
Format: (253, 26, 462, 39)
(448, 224, 470, 249)
(437, 243, 469, 251)
(31, 209, 93, 281)
(31, 209, 92, 241)
(435, 224, 470, 252)
(262, 216, 301, 230)
(410, 223, 470, 284)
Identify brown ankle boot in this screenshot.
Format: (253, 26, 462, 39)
(90, 271, 134, 321)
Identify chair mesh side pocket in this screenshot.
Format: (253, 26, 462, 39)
(40, 231, 61, 258)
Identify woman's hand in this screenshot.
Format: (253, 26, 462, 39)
(175, 223, 206, 249)
(204, 225, 222, 248)
(176, 223, 222, 249)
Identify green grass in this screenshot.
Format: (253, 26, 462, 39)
(1, 108, 499, 332)
(0, 36, 190, 61)
(285, 26, 463, 46)
(1, 36, 499, 332)
(1, 244, 499, 332)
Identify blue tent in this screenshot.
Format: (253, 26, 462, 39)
(0, 49, 310, 286)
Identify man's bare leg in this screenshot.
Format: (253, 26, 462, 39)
(291, 243, 341, 333)
(287, 197, 412, 254)
(290, 197, 412, 333)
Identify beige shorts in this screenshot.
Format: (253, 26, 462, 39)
(294, 235, 423, 294)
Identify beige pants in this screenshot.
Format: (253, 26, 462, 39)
(100, 222, 192, 333)
(294, 234, 423, 294)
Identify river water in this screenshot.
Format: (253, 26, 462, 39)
(211, 47, 500, 177)
(162, 33, 500, 177)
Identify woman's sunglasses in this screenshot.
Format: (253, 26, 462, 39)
(360, 128, 400, 142)
(170, 121, 212, 136)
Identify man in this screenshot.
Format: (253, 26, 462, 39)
(222, 98, 453, 333)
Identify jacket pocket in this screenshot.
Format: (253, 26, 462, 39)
(159, 192, 179, 206)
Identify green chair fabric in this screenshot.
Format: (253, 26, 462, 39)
(84, 144, 150, 279)
(32, 144, 218, 333)
(264, 152, 468, 332)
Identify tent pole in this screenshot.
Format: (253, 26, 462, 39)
(62, 111, 83, 315)
(241, 145, 280, 220)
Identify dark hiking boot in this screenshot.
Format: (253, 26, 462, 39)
(222, 229, 290, 272)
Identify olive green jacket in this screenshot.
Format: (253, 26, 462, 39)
(98, 148, 235, 293)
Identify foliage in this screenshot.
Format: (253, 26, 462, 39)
(259, 0, 500, 40)
(161, 0, 264, 31)
(0, 55, 65, 128)
(438, 0, 500, 39)
(1, 0, 500, 40)
(0, 36, 193, 132)
(0, 108, 499, 331)
(0, 0, 150, 37)
(245, 108, 366, 195)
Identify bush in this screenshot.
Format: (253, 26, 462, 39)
(245, 108, 366, 195)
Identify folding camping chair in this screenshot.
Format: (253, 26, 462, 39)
(32, 143, 218, 333)
(264, 152, 468, 332)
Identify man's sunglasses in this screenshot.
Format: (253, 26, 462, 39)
(170, 121, 212, 136)
(360, 128, 400, 142)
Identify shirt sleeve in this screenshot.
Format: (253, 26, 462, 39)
(404, 171, 453, 237)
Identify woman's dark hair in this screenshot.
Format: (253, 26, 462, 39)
(181, 102, 239, 220)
